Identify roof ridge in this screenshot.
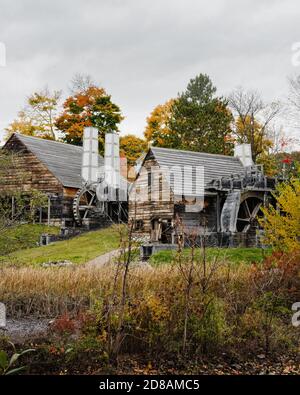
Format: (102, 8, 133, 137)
(15, 133, 83, 150)
(151, 146, 239, 160)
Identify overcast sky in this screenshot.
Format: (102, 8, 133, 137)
(0, 0, 300, 144)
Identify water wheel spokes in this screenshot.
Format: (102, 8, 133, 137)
(73, 187, 98, 225)
(237, 198, 262, 233)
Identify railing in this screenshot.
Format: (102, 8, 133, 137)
(209, 165, 276, 192)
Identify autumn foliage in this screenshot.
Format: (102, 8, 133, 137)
(144, 99, 176, 147)
(55, 86, 123, 153)
(120, 134, 147, 167)
(260, 177, 300, 252)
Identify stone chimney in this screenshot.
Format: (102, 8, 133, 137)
(234, 144, 253, 168)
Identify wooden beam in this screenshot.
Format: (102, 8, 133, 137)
(47, 195, 51, 226)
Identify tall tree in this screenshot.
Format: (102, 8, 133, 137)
(287, 76, 300, 148)
(169, 74, 233, 154)
(6, 88, 61, 140)
(144, 99, 177, 147)
(55, 84, 123, 153)
(5, 111, 37, 138)
(120, 134, 148, 167)
(228, 87, 281, 162)
(236, 115, 273, 159)
(288, 75, 300, 124)
(69, 73, 96, 95)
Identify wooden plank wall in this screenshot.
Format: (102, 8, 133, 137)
(1, 136, 63, 195)
(129, 157, 174, 235)
(176, 196, 218, 234)
(1, 135, 78, 226)
(129, 154, 220, 240)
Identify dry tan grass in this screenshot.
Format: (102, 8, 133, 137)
(0, 260, 250, 318)
(2, 253, 298, 357)
(0, 264, 174, 317)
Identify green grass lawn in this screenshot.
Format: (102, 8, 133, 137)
(0, 224, 270, 267)
(149, 247, 272, 266)
(1, 226, 120, 266)
(0, 224, 59, 255)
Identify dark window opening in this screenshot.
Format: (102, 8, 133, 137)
(147, 170, 152, 201)
(159, 173, 163, 201)
(134, 219, 144, 231)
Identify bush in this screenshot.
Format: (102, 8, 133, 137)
(261, 177, 300, 252)
(1, 249, 300, 361)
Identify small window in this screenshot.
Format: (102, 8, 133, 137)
(147, 170, 152, 201)
(159, 173, 163, 201)
(134, 219, 144, 231)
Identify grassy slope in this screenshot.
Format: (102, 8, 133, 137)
(0, 224, 269, 267)
(0, 224, 59, 255)
(1, 226, 120, 266)
(149, 247, 271, 266)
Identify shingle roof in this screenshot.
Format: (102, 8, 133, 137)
(149, 146, 245, 193)
(12, 134, 104, 188)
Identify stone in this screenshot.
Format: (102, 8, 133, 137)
(0, 302, 6, 328)
(41, 260, 74, 268)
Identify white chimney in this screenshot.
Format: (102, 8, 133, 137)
(104, 132, 120, 191)
(234, 144, 253, 168)
(81, 127, 99, 183)
(102, 132, 127, 202)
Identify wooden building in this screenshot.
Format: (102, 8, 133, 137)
(0, 133, 101, 226)
(129, 146, 275, 248)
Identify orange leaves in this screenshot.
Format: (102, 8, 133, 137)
(55, 85, 123, 150)
(120, 134, 147, 167)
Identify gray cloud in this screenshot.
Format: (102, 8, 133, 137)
(0, 0, 299, 143)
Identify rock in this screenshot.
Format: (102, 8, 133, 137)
(257, 354, 266, 359)
(4, 318, 49, 343)
(41, 260, 74, 268)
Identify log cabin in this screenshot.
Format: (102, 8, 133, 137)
(129, 146, 276, 250)
(0, 133, 102, 226)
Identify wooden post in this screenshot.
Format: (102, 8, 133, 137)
(47, 195, 51, 226)
(216, 194, 220, 232)
(11, 196, 15, 220)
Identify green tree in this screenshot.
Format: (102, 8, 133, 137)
(169, 74, 233, 154)
(273, 151, 300, 179)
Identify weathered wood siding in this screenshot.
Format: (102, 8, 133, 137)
(175, 196, 219, 234)
(1, 136, 63, 195)
(129, 153, 220, 241)
(0, 135, 78, 226)
(129, 155, 174, 235)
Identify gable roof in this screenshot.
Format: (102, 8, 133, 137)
(148, 146, 245, 193)
(5, 133, 104, 188)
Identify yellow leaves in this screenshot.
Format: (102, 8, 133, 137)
(144, 99, 176, 146)
(5, 111, 39, 140)
(235, 115, 274, 162)
(5, 88, 60, 141)
(120, 134, 148, 167)
(256, 152, 277, 177)
(260, 178, 300, 251)
(145, 294, 170, 322)
(135, 293, 170, 325)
